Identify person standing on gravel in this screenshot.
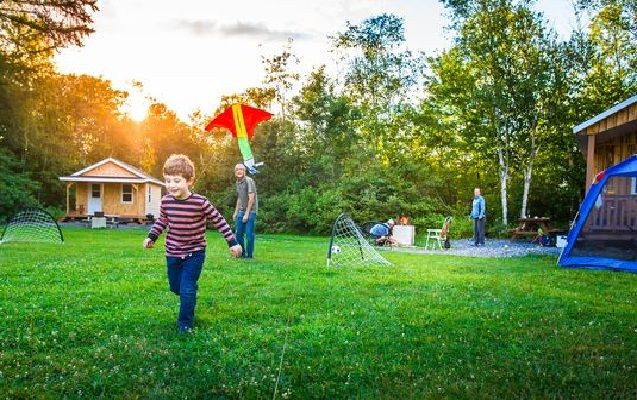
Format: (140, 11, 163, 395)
(470, 188, 486, 246)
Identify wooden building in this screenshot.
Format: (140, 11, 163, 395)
(574, 94, 637, 192)
(59, 158, 164, 222)
(573, 95, 637, 236)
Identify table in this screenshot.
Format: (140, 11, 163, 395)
(88, 215, 120, 228)
(511, 217, 551, 239)
(91, 216, 106, 229)
(392, 225, 415, 246)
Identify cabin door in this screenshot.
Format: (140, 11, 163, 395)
(87, 183, 103, 215)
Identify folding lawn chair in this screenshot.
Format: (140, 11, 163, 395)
(425, 216, 452, 250)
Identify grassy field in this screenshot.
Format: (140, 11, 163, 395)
(0, 227, 636, 399)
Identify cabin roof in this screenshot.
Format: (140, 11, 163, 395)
(59, 157, 164, 185)
(573, 94, 637, 134)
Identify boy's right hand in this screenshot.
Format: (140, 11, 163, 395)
(230, 244, 242, 258)
(143, 238, 154, 249)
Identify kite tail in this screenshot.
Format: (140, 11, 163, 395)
(238, 138, 262, 174)
(238, 137, 253, 161)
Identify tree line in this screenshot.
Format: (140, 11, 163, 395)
(1, 0, 636, 238)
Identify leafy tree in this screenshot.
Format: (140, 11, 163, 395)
(577, 0, 637, 116)
(430, 0, 576, 224)
(0, 0, 98, 217)
(576, 0, 637, 40)
(141, 102, 199, 178)
(49, 74, 129, 164)
(331, 13, 422, 165)
(331, 14, 414, 108)
(293, 65, 361, 183)
(0, 0, 98, 51)
(260, 38, 300, 119)
(0, 148, 39, 221)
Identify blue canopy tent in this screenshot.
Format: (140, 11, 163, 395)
(559, 155, 637, 272)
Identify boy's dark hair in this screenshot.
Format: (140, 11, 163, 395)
(163, 154, 195, 180)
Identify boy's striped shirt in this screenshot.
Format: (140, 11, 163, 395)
(148, 193, 237, 257)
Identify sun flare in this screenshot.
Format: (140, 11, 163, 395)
(124, 91, 149, 121)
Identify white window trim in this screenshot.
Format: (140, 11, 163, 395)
(121, 183, 134, 204)
(631, 177, 637, 195)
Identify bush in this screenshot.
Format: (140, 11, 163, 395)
(45, 207, 65, 222)
(487, 219, 510, 239)
(0, 149, 40, 223)
(285, 186, 343, 234)
(447, 215, 474, 239)
(257, 193, 293, 233)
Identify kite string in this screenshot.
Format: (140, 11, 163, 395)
(273, 271, 299, 400)
(272, 313, 291, 400)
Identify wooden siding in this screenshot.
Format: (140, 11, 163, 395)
(583, 195, 637, 233)
(81, 161, 137, 178)
(593, 131, 637, 173)
(103, 183, 144, 216)
(76, 184, 88, 214)
(73, 183, 153, 217)
(579, 107, 637, 191)
(581, 103, 637, 136)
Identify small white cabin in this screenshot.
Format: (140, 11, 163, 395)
(59, 158, 164, 222)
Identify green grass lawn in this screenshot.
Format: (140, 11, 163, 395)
(1, 227, 636, 399)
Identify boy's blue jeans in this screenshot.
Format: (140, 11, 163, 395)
(166, 250, 205, 330)
(236, 210, 256, 258)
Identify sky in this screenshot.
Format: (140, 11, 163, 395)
(54, 0, 581, 122)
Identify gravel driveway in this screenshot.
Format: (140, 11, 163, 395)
(387, 239, 562, 258)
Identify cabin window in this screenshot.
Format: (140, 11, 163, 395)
(91, 184, 101, 199)
(122, 184, 133, 204)
(148, 186, 151, 202)
(632, 178, 637, 195)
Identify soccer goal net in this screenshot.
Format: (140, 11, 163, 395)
(0, 207, 64, 244)
(327, 213, 391, 267)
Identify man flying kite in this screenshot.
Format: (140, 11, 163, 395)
(205, 104, 273, 175)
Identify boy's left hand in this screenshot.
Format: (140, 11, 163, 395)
(230, 244, 242, 258)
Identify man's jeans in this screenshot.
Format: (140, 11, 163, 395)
(474, 217, 486, 245)
(166, 250, 205, 330)
(236, 210, 257, 258)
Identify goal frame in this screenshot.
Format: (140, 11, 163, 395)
(0, 207, 65, 244)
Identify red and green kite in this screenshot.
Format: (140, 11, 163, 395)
(205, 104, 272, 174)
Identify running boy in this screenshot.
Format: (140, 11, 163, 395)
(144, 154, 242, 333)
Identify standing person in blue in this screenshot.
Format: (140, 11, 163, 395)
(470, 187, 486, 246)
(232, 163, 258, 258)
(143, 154, 243, 333)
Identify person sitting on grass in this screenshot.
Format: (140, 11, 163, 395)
(143, 154, 242, 334)
(370, 219, 398, 246)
